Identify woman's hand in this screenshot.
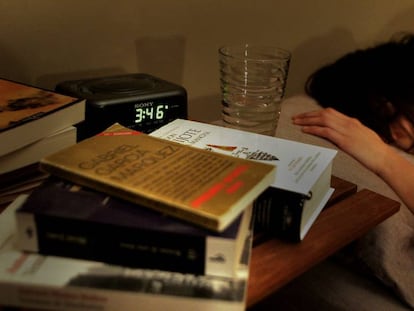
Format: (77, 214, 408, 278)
(292, 108, 388, 174)
(292, 108, 414, 213)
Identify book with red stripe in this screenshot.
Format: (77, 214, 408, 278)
(39, 123, 275, 232)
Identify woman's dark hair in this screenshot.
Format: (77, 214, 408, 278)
(305, 33, 414, 142)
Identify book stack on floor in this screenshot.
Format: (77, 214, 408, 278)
(0, 78, 86, 209)
(150, 119, 338, 241)
(0, 123, 276, 310)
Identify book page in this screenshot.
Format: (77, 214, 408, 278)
(151, 119, 337, 195)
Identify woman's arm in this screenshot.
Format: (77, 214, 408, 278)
(292, 108, 414, 213)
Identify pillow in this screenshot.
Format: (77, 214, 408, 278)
(277, 95, 414, 308)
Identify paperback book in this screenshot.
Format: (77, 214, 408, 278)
(1, 196, 252, 311)
(0, 78, 85, 157)
(150, 119, 337, 241)
(39, 123, 275, 232)
(0, 125, 77, 175)
(16, 176, 252, 277)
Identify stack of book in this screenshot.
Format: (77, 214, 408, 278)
(1, 122, 276, 310)
(0, 78, 86, 209)
(150, 119, 338, 241)
(1, 196, 254, 311)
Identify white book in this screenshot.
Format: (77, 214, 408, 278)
(151, 119, 338, 241)
(0, 196, 251, 311)
(0, 125, 77, 175)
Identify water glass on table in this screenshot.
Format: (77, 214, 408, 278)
(219, 44, 291, 136)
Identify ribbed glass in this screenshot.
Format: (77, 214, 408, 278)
(219, 44, 291, 136)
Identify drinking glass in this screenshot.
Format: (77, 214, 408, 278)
(219, 44, 291, 136)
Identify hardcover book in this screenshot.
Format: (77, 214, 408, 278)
(39, 123, 275, 232)
(1, 196, 252, 311)
(15, 177, 252, 277)
(150, 119, 337, 241)
(0, 78, 85, 157)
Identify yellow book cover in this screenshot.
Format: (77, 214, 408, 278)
(39, 123, 276, 231)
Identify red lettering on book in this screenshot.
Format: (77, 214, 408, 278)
(98, 131, 142, 136)
(191, 183, 224, 208)
(190, 165, 248, 208)
(223, 165, 248, 183)
(226, 180, 244, 194)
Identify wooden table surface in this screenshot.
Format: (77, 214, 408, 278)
(246, 176, 400, 308)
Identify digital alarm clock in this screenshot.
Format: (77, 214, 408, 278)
(56, 73, 187, 140)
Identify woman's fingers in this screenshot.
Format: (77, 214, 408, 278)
(292, 108, 335, 126)
(293, 108, 358, 135)
(292, 107, 388, 173)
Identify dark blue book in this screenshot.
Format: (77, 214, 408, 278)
(15, 176, 252, 277)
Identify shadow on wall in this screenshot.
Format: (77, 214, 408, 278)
(135, 34, 222, 122)
(377, 5, 414, 40)
(285, 28, 356, 97)
(22, 35, 187, 92)
(286, 4, 414, 98)
(36, 68, 127, 90)
(135, 35, 186, 85)
(188, 94, 222, 122)
(0, 44, 30, 85)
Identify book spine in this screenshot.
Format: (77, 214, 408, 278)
(0, 284, 112, 311)
(0, 281, 244, 311)
(0, 247, 248, 311)
(16, 211, 241, 278)
(16, 211, 211, 275)
(253, 187, 305, 242)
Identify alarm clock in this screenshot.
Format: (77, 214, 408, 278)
(56, 73, 187, 140)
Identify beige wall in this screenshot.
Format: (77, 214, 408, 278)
(1, 1, 414, 121)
